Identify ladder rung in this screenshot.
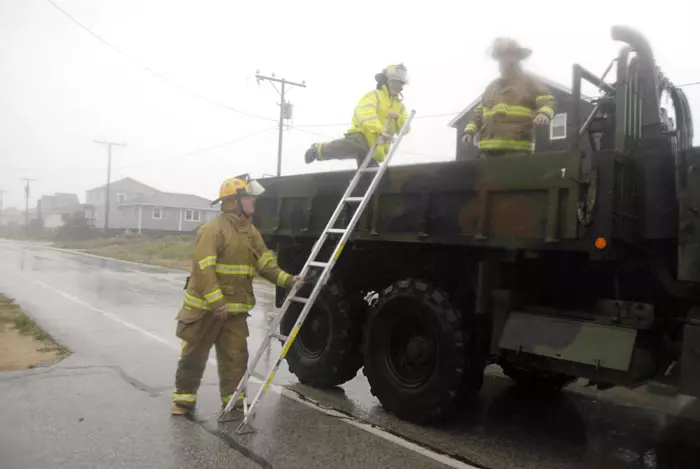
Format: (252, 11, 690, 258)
(271, 331, 288, 341)
(345, 197, 364, 203)
(309, 261, 330, 268)
(251, 371, 266, 380)
(290, 296, 309, 304)
(327, 229, 346, 235)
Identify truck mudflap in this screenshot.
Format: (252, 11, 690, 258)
(498, 311, 637, 371)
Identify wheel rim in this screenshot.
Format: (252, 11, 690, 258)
(383, 300, 438, 388)
(295, 306, 329, 358)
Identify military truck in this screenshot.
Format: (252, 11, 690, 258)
(252, 25, 700, 425)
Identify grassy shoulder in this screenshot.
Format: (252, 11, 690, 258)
(55, 235, 195, 271)
(0, 295, 70, 371)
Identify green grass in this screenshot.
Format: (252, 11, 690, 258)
(55, 235, 195, 271)
(0, 295, 70, 358)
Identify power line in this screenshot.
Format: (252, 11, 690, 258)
(44, 0, 277, 123)
(679, 80, 700, 88)
(112, 126, 278, 172)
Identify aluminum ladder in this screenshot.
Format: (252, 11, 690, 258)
(219, 110, 416, 433)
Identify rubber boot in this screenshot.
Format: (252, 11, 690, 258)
(222, 392, 246, 411)
(305, 145, 318, 164)
(171, 393, 196, 416)
(171, 403, 194, 416)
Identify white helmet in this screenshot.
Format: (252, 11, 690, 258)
(383, 63, 409, 84)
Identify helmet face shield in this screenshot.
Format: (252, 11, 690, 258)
(248, 179, 265, 197)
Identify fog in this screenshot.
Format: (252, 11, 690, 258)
(1, 0, 698, 209)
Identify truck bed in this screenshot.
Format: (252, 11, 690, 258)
(253, 151, 606, 252)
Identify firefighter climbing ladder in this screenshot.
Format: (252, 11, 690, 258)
(219, 110, 416, 433)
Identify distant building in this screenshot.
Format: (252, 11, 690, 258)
(0, 207, 23, 226)
(448, 74, 595, 160)
(38, 193, 82, 229)
(84, 177, 219, 234)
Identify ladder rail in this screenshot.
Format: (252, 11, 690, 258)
(222, 111, 415, 429)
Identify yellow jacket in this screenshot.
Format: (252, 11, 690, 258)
(348, 85, 410, 162)
(177, 213, 294, 323)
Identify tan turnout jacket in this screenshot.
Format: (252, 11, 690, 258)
(177, 212, 294, 323)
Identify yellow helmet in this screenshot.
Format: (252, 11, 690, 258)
(212, 174, 265, 206)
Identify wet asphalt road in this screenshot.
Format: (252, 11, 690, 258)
(1, 239, 700, 469)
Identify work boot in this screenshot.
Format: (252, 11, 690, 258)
(171, 403, 194, 416)
(171, 392, 196, 416)
(304, 145, 318, 164)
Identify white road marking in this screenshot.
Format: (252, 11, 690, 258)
(34, 280, 179, 350)
(280, 389, 479, 469)
(31, 278, 471, 469)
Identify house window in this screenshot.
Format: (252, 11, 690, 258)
(185, 210, 201, 222)
(117, 193, 127, 204)
(152, 207, 162, 220)
(550, 113, 567, 140)
(132, 207, 139, 217)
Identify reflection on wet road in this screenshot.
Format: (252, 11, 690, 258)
(1, 240, 699, 469)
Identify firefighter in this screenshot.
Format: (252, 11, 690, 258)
(171, 174, 301, 415)
(462, 37, 556, 157)
(304, 63, 410, 167)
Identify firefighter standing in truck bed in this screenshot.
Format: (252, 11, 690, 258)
(171, 174, 301, 415)
(304, 63, 410, 167)
(462, 37, 556, 156)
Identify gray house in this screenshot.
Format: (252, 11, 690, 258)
(85, 177, 219, 234)
(448, 74, 595, 160)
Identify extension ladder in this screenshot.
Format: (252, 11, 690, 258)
(220, 110, 416, 433)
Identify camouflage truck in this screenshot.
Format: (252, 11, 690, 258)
(252, 25, 700, 424)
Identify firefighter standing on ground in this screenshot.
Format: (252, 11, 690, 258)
(304, 63, 410, 167)
(171, 175, 301, 415)
(462, 38, 556, 156)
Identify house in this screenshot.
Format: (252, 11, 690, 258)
(85, 177, 219, 234)
(448, 74, 595, 160)
(38, 193, 81, 229)
(0, 207, 23, 226)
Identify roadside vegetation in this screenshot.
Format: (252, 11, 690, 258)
(55, 235, 195, 271)
(0, 295, 70, 371)
(0, 226, 195, 271)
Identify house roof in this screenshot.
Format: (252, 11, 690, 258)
(86, 177, 159, 193)
(121, 192, 216, 210)
(447, 73, 585, 128)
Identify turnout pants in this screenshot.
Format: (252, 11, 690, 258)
(173, 310, 249, 406)
(316, 132, 374, 167)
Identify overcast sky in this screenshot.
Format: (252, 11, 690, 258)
(1, 0, 698, 209)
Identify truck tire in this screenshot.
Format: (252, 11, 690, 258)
(362, 279, 471, 424)
(501, 364, 575, 394)
(280, 280, 363, 388)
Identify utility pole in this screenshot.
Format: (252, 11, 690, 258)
(22, 178, 35, 234)
(255, 72, 306, 176)
(0, 190, 6, 226)
(93, 140, 126, 234)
